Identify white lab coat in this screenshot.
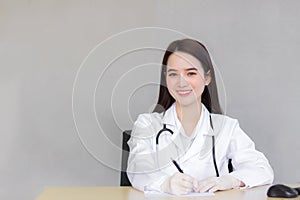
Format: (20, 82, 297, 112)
(127, 103, 274, 192)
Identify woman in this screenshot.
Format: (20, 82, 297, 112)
(127, 39, 273, 195)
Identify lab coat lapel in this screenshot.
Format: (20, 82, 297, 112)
(156, 104, 185, 166)
(179, 106, 213, 163)
(162, 103, 176, 126)
(172, 128, 186, 155)
(179, 130, 205, 163)
(161, 104, 185, 153)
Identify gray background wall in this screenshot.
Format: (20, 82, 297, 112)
(1, 0, 300, 199)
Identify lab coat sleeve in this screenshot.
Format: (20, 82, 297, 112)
(227, 120, 274, 188)
(127, 114, 169, 192)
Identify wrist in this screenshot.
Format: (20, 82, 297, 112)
(239, 180, 245, 187)
(222, 175, 243, 189)
(160, 176, 171, 193)
(230, 175, 243, 188)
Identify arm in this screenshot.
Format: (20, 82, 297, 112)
(196, 118, 274, 192)
(227, 120, 274, 188)
(127, 114, 169, 192)
(127, 114, 198, 194)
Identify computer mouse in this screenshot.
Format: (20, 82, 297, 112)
(295, 187, 300, 194)
(267, 184, 298, 198)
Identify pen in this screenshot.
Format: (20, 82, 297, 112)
(171, 158, 184, 173)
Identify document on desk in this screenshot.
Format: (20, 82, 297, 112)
(144, 191, 214, 198)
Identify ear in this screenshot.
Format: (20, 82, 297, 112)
(205, 71, 211, 86)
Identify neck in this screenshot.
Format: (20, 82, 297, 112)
(175, 100, 202, 126)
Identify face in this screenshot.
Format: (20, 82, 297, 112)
(166, 51, 211, 107)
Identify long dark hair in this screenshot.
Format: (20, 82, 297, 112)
(153, 38, 222, 114)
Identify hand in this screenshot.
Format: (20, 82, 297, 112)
(160, 172, 199, 195)
(195, 175, 243, 193)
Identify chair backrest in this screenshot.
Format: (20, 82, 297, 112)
(228, 158, 233, 173)
(120, 130, 233, 186)
(120, 130, 132, 186)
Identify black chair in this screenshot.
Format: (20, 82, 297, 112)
(228, 159, 233, 173)
(120, 130, 233, 186)
(120, 130, 132, 186)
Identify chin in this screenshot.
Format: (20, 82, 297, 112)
(176, 98, 201, 108)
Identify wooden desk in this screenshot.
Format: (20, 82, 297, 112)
(36, 186, 300, 200)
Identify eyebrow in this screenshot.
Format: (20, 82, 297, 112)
(167, 67, 198, 72)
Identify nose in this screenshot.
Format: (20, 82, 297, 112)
(178, 74, 188, 88)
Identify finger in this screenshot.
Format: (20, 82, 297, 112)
(197, 178, 214, 191)
(197, 181, 207, 190)
(180, 179, 194, 189)
(199, 181, 217, 193)
(173, 185, 192, 195)
(181, 186, 193, 194)
(172, 173, 197, 194)
(169, 175, 193, 194)
(178, 174, 195, 188)
(193, 180, 199, 191)
(181, 174, 195, 183)
(178, 175, 195, 193)
(208, 185, 219, 193)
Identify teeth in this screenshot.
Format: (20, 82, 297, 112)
(178, 91, 191, 94)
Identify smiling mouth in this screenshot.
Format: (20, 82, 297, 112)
(176, 90, 192, 96)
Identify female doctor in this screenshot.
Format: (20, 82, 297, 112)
(127, 38, 274, 195)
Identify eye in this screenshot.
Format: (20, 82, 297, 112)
(168, 73, 178, 77)
(187, 72, 197, 76)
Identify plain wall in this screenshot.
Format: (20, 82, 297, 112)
(1, 0, 299, 199)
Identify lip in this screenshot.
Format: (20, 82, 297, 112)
(176, 90, 192, 97)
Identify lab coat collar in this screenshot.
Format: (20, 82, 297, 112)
(161, 103, 213, 134)
(162, 103, 177, 127)
(160, 103, 185, 153)
(201, 104, 215, 136)
(160, 103, 214, 157)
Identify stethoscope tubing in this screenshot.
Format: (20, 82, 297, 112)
(156, 124, 174, 145)
(155, 114, 220, 177)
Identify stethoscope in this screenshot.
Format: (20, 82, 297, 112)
(155, 114, 220, 177)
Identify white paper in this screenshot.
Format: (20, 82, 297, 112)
(144, 190, 215, 198)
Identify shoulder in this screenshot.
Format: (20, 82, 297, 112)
(131, 112, 163, 138)
(134, 112, 163, 128)
(210, 113, 239, 134)
(211, 113, 238, 125)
